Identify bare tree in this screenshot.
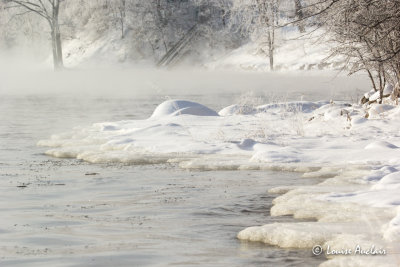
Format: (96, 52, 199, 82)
(3, 0, 65, 70)
(231, 0, 281, 71)
(258, 0, 280, 71)
(289, 0, 400, 103)
(323, 0, 400, 102)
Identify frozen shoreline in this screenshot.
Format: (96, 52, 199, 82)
(38, 99, 400, 266)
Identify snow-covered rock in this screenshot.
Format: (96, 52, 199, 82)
(368, 104, 395, 118)
(361, 84, 395, 104)
(150, 100, 218, 118)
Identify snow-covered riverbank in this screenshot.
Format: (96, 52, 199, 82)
(38, 99, 400, 266)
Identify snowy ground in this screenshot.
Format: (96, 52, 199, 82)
(203, 29, 338, 72)
(59, 23, 337, 72)
(206, 38, 334, 72)
(37, 98, 400, 266)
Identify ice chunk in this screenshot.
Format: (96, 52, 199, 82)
(237, 222, 366, 248)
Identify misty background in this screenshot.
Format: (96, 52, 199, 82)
(0, 0, 373, 99)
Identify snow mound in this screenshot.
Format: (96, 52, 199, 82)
(256, 101, 326, 114)
(372, 171, 400, 190)
(365, 141, 398, 150)
(368, 104, 395, 118)
(151, 100, 218, 118)
(218, 104, 255, 116)
(351, 117, 367, 124)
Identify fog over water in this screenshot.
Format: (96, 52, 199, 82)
(0, 54, 369, 104)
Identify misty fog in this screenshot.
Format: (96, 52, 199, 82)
(0, 54, 368, 103)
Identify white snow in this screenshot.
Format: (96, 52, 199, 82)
(365, 141, 398, 150)
(38, 98, 400, 266)
(369, 91, 381, 102)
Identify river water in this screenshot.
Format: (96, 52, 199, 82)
(1, 71, 366, 266)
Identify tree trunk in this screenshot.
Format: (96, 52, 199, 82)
(268, 1, 275, 71)
(51, 29, 59, 70)
(120, 0, 126, 39)
(294, 0, 305, 32)
(269, 46, 274, 71)
(52, 2, 63, 70)
(55, 29, 64, 68)
(156, 0, 166, 26)
(268, 26, 274, 71)
(269, 53, 274, 70)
